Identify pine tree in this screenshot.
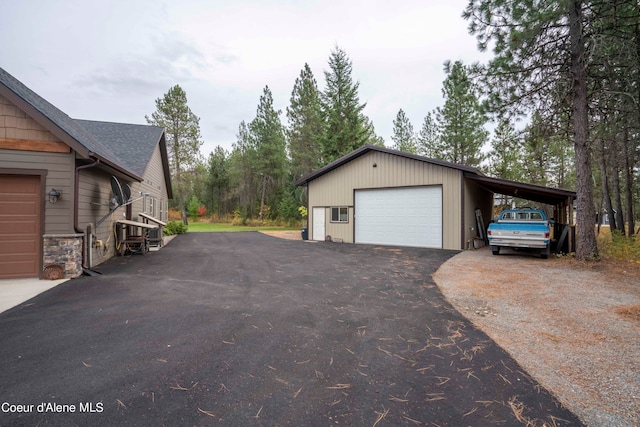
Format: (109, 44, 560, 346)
(321, 46, 373, 161)
(488, 118, 522, 181)
(435, 61, 488, 167)
(416, 112, 441, 158)
(391, 109, 417, 153)
(464, 0, 599, 259)
(146, 85, 202, 225)
(287, 63, 324, 179)
(250, 86, 287, 220)
(229, 121, 258, 218)
(206, 146, 230, 218)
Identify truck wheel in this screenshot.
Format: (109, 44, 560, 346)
(491, 246, 500, 256)
(540, 245, 550, 259)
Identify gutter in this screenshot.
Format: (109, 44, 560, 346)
(74, 158, 100, 271)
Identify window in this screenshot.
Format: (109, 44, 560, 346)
(331, 207, 348, 223)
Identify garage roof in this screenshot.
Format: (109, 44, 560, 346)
(295, 144, 480, 186)
(296, 144, 576, 206)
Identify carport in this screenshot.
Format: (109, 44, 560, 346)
(464, 173, 577, 252)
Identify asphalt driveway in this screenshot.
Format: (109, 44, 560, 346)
(0, 232, 582, 426)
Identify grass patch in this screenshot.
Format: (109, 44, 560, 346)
(187, 222, 300, 233)
(597, 229, 640, 264)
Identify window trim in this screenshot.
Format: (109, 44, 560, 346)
(330, 206, 349, 223)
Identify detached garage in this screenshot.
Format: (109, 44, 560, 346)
(296, 145, 577, 251)
(296, 145, 493, 250)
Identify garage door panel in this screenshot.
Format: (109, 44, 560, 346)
(0, 200, 38, 215)
(355, 187, 442, 248)
(0, 260, 38, 277)
(0, 239, 37, 254)
(0, 221, 38, 234)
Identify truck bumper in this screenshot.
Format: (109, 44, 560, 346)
(488, 238, 549, 249)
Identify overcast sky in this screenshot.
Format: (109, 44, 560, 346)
(1, 0, 490, 156)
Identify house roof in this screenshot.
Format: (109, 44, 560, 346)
(295, 144, 481, 186)
(76, 120, 173, 198)
(0, 67, 143, 180)
(296, 144, 576, 207)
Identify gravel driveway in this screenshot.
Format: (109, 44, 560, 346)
(434, 248, 640, 427)
(0, 233, 583, 426)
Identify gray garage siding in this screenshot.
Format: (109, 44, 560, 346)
(0, 149, 74, 235)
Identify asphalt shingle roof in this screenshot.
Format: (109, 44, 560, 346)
(76, 120, 164, 178)
(0, 67, 129, 171)
(0, 68, 164, 184)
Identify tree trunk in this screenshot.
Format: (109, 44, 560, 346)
(569, 0, 598, 260)
(623, 124, 635, 237)
(259, 174, 267, 221)
(611, 155, 624, 235)
(599, 138, 617, 231)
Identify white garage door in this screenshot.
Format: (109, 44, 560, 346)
(355, 186, 442, 248)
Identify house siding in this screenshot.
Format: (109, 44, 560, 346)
(0, 93, 60, 142)
(77, 168, 120, 266)
(0, 151, 75, 235)
(307, 151, 463, 250)
(131, 144, 170, 222)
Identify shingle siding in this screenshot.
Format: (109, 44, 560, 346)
(0, 93, 60, 142)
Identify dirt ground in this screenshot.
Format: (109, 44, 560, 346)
(433, 247, 640, 427)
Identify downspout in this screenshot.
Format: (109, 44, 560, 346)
(74, 158, 100, 269)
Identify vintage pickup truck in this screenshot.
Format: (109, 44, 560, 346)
(487, 208, 552, 259)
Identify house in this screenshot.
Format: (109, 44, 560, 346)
(0, 67, 172, 280)
(296, 145, 576, 250)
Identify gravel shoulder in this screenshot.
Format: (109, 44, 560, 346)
(433, 247, 640, 427)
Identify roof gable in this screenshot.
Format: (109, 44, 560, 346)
(1, 67, 173, 189)
(77, 120, 173, 198)
(76, 120, 163, 177)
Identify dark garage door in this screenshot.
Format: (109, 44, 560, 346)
(0, 174, 41, 279)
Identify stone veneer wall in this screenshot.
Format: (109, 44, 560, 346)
(43, 234, 83, 278)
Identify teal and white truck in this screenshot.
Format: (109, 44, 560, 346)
(487, 209, 552, 259)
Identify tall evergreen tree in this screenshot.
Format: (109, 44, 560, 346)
(488, 118, 522, 181)
(287, 63, 324, 179)
(229, 120, 258, 218)
(250, 86, 287, 220)
(321, 46, 373, 161)
(416, 112, 441, 158)
(435, 61, 488, 167)
(146, 85, 202, 225)
(206, 146, 230, 218)
(464, 0, 599, 259)
(391, 109, 417, 153)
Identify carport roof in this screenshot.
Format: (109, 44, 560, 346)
(465, 173, 576, 205)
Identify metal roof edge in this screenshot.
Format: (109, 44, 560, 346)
(463, 173, 577, 198)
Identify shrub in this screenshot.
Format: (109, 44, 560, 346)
(164, 221, 188, 236)
(598, 229, 640, 262)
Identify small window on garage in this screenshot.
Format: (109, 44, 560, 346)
(331, 207, 348, 223)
